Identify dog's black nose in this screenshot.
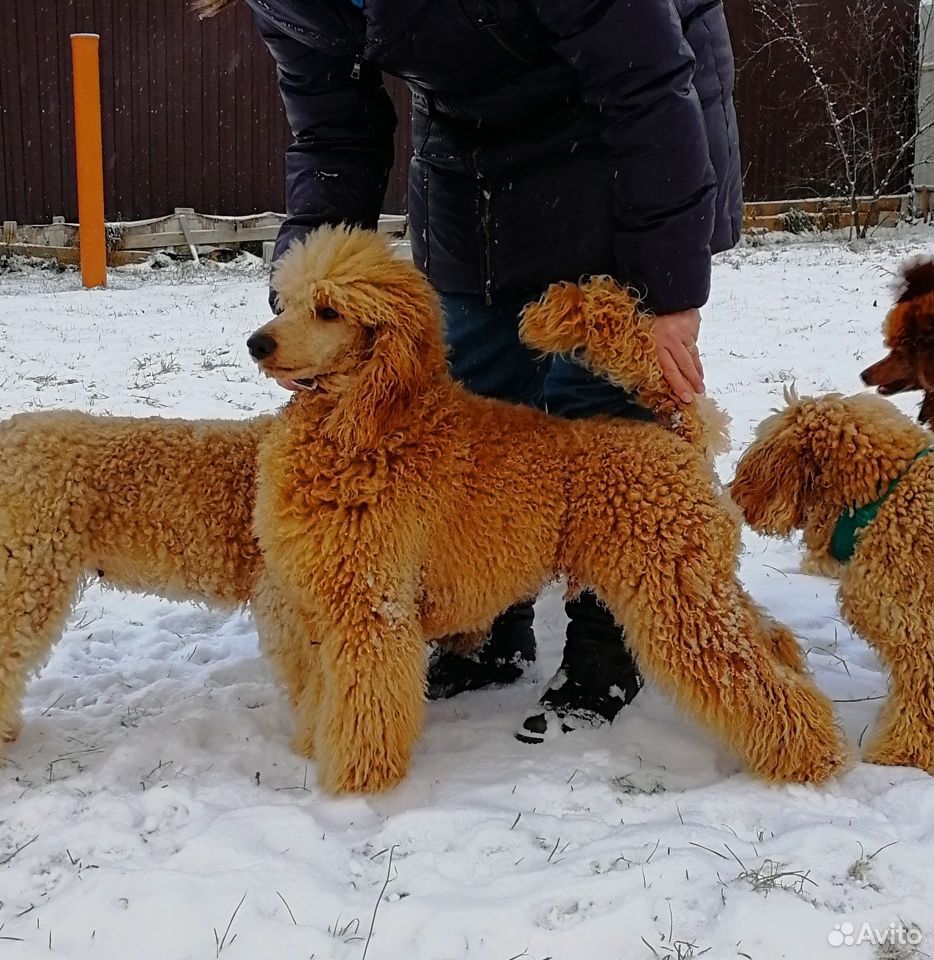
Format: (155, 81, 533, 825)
(247, 332, 277, 360)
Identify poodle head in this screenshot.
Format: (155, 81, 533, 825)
(860, 257, 934, 427)
(731, 388, 929, 535)
(248, 225, 447, 447)
(730, 389, 817, 536)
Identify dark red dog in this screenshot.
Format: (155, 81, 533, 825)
(861, 258, 934, 428)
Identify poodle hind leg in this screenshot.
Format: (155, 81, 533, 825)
(568, 492, 846, 783)
(0, 538, 84, 746)
(593, 568, 844, 782)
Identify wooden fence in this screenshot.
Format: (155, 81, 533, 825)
(0, 0, 918, 224)
(728, 0, 917, 208)
(0, 0, 411, 224)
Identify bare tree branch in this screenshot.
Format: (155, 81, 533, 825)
(749, 0, 926, 234)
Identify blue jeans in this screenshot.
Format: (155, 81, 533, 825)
(442, 290, 655, 420)
(437, 290, 645, 716)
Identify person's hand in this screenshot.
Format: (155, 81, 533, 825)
(652, 308, 705, 403)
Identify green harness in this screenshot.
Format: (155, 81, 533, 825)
(829, 447, 934, 564)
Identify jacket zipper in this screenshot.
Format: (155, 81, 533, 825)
(483, 24, 533, 65)
(460, 0, 534, 65)
(474, 145, 494, 306)
(480, 185, 493, 305)
(469, 145, 494, 305)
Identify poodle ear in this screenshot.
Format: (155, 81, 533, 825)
(326, 327, 424, 450)
(519, 282, 588, 356)
(730, 416, 809, 535)
(325, 292, 445, 450)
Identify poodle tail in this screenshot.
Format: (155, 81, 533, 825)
(519, 277, 730, 459)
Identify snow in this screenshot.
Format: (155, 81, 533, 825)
(1, 233, 932, 960)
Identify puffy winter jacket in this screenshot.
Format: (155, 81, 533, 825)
(250, 0, 742, 313)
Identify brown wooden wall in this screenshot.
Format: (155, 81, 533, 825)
(0, 0, 916, 225)
(0, 0, 410, 223)
(727, 0, 917, 203)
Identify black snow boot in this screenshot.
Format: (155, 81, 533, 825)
(427, 601, 536, 700)
(515, 591, 642, 743)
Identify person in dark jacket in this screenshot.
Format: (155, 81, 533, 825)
(198, 0, 743, 742)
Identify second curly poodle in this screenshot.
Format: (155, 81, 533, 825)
(731, 390, 933, 771)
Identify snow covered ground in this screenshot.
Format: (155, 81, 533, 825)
(0, 232, 932, 960)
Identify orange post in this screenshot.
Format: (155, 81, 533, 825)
(71, 34, 106, 288)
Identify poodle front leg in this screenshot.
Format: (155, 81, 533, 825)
(252, 572, 323, 758)
(840, 573, 934, 772)
(862, 648, 934, 772)
(314, 595, 425, 794)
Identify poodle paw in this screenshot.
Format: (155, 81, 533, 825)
(753, 744, 850, 785)
(804, 741, 852, 784)
(747, 692, 851, 784)
(0, 718, 21, 745)
(320, 749, 409, 794)
(863, 740, 934, 774)
(315, 702, 414, 793)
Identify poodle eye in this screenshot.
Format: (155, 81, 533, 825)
(317, 306, 340, 321)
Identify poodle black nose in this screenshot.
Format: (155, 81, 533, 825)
(247, 332, 277, 361)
